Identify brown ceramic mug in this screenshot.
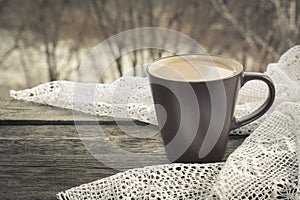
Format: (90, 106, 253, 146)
(147, 54, 275, 163)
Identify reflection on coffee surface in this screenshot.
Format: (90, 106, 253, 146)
(149, 56, 238, 81)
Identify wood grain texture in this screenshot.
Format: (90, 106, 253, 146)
(0, 99, 247, 199)
(0, 98, 114, 122)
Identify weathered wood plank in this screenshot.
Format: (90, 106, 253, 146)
(0, 98, 114, 123)
(0, 156, 118, 200)
(0, 125, 165, 199)
(0, 99, 247, 199)
(0, 125, 246, 199)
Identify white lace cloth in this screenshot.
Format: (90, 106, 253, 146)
(10, 46, 300, 199)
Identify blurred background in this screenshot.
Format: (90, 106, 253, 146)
(0, 0, 299, 97)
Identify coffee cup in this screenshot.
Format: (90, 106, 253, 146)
(147, 54, 275, 163)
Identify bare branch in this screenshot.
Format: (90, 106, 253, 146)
(256, 29, 275, 71)
(63, 3, 90, 76)
(211, 0, 280, 58)
(0, 24, 24, 66)
(91, 0, 123, 76)
(18, 47, 31, 87)
(270, 0, 294, 46)
(289, 0, 297, 33)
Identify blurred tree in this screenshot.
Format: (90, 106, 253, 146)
(210, 0, 300, 71)
(0, 0, 299, 96)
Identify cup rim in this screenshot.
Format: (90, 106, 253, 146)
(146, 54, 244, 83)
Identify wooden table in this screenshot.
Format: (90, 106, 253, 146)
(0, 98, 247, 199)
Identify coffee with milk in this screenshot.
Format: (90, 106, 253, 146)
(148, 56, 237, 82)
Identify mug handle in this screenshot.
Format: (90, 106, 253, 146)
(230, 72, 276, 130)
